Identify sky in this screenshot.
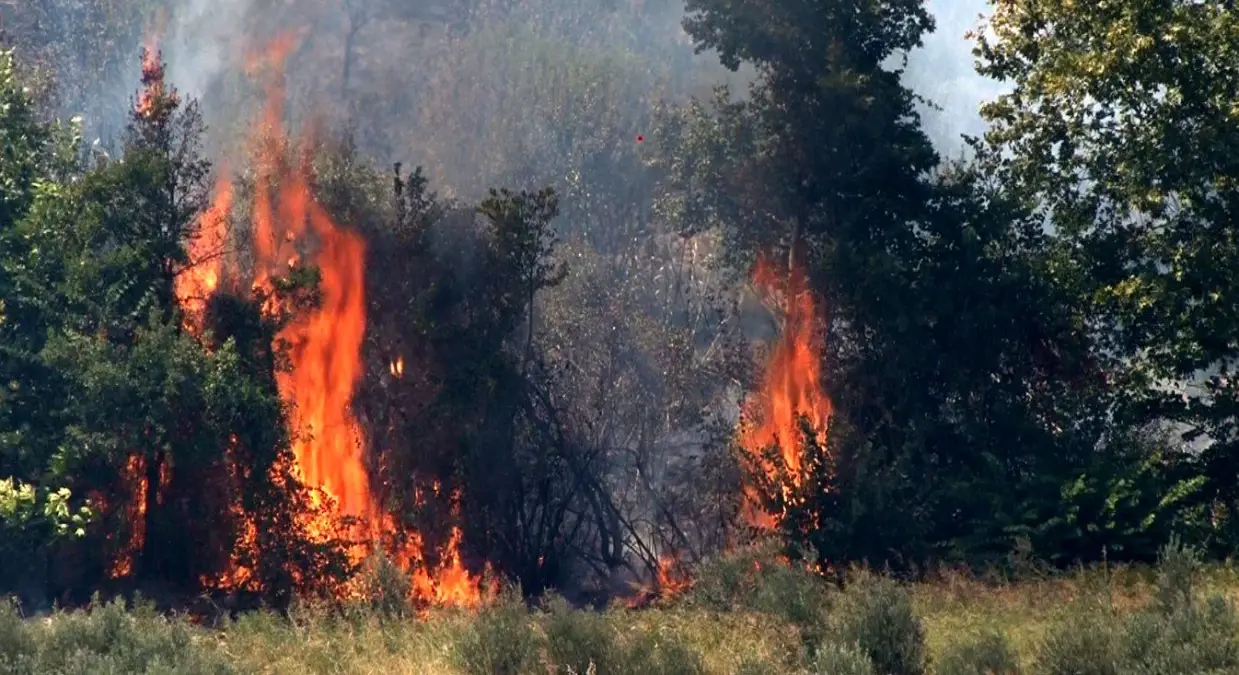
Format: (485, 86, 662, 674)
(904, 0, 1011, 156)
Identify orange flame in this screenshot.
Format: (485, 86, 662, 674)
(247, 33, 373, 527)
(108, 454, 148, 579)
(626, 553, 694, 607)
(198, 35, 487, 607)
(134, 20, 176, 123)
(408, 525, 494, 608)
(738, 255, 832, 529)
(175, 174, 232, 333)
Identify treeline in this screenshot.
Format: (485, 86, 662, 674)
(2, 0, 1239, 610)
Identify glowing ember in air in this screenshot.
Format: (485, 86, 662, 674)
(738, 255, 832, 529)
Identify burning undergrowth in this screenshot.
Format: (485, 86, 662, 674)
(626, 253, 833, 606)
(99, 25, 832, 612)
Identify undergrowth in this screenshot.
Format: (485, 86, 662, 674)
(1, 542, 1238, 674)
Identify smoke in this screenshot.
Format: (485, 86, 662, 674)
(903, 0, 1011, 157)
(24, 0, 1006, 168)
(164, 0, 254, 103)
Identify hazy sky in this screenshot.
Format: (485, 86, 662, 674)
(904, 0, 1011, 156)
(139, 0, 1009, 164)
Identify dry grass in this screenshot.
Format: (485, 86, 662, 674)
(914, 561, 1239, 665)
(4, 557, 1239, 674)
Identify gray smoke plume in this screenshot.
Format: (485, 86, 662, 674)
(164, 0, 254, 102)
(80, 0, 1007, 179)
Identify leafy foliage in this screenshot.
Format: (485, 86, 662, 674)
(976, 0, 1239, 557)
(4, 0, 1239, 623)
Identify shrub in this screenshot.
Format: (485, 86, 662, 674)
(0, 596, 233, 674)
(1152, 535, 1200, 614)
(1035, 607, 1123, 675)
(618, 628, 706, 675)
(450, 589, 543, 675)
(935, 629, 1020, 675)
(0, 599, 38, 674)
(1122, 595, 1239, 674)
(0, 480, 92, 603)
(542, 594, 621, 673)
(831, 569, 927, 675)
(811, 641, 875, 675)
(355, 550, 412, 619)
(1118, 539, 1239, 674)
(687, 542, 831, 640)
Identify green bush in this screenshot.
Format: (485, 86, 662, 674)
(1120, 540, 1239, 674)
(1152, 536, 1200, 613)
(831, 569, 927, 675)
(0, 599, 39, 673)
(811, 641, 875, 675)
(542, 595, 621, 673)
(450, 589, 544, 675)
(0, 479, 92, 600)
(1035, 607, 1123, 675)
(1122, 596, 1239, 674)
(935, 629, 1020, 675)
(618, 628, 706, 675)
(0, 596, 233, 675)
(355, 550, 413, 619)
(687, 543, 832, 639)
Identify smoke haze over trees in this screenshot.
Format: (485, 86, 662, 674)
(1, 0, 1238, 616)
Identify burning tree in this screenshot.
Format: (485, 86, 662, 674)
(179, 35, 500, 608)
(0, 41, 359, 606)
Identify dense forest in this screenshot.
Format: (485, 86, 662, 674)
(1, 0, 1237, 619)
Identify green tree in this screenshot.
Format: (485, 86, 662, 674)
(654, 0, 1124, 569)
(0, 47, 81, 484)
(975, 0, 1239, 555)
(0, 49, 350, 604)
(652, 0, 943, 568)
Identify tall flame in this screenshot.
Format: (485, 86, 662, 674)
(738, 256, 832, 529)
(176, 175, 232, 333)
(247, 83, 372, 522)
(182, 35, 487, 607)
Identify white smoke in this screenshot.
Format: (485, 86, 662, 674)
(163, 0, 254, 102)
(162, 0, 253, 100)
(903, 0, 1011, 157)
(131, 0, 1005, 165)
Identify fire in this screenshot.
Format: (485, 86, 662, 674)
(182, 36, 486, 607)
(409, 525, 493, 609)
(108, 454, 147, 579)
(626, 553, 694, 608)
(176, 175, 233, 333)
(738, 255, 832, 529)
(135, 24, 176, 123)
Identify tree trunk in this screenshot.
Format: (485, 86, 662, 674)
(136, 450, 164, 580)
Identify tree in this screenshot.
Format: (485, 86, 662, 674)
(975, 0, 1239, 555)
(652, 0, 1145, 569)
(0, 48, 352, 604)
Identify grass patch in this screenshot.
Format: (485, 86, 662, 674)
(3, 546, 1239, 674)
